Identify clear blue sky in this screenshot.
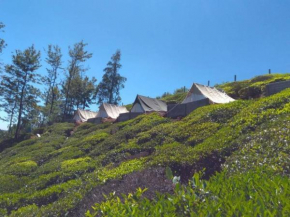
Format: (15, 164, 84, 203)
(1, 0, 290, 130)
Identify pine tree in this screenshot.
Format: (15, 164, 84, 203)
(0, 22, 6, 54)
(6, 45, 42, 138)
(63, 41, 92, 118)
(43, 45, 63, 123)
(97, 50, 126, 105)
(0, 22, 7, 113)
(80, 76, 97, 109)
(0, 65, 21, 135)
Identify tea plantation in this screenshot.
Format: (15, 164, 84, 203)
(0, 75, 290, 216)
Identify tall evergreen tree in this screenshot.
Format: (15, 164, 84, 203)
(97, 50, 126, 105)
(63, 41, 92, 118)
(43, 45, 63, 123)
(5, 45, 42, 138)
(80, 76, 97, 109)
(0, 22, 7, 113)
(0, 65, 20, 135)
(0, 22, 6, 55)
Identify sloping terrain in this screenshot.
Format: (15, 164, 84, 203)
(217, 73, 290, 99)
(0, 75, 289, 216)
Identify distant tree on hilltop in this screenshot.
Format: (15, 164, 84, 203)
(42, 45, 63, 123)
(97, 50, 127, 105)
(63, 41, 93, 118)
(1, 45, 42, 138)
(0, 22, 6, 55)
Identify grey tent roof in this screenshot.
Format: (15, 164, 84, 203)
(131, 95, 167, 112)
(182, 83, 235, 104)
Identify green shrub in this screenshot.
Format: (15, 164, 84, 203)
(150, 143, 196, 166)
(218, 73, 290, 99)
(82, 132, 109, 145)
(10, 204, 39, 217)
(33, 127, 46, 135)
(8, 160, 38, 176)
(0, 175, 30, 193)
(238, 85, 262, 99)
(61, 157, 94, 173)
(98, 158, 146, 183)
(87, 169, 290, 217)
(47, 123, 74, 136)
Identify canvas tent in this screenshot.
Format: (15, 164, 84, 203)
(73, 109, 98, 122)
(182, 83, 235, 104)
(96, 103, 128, 119)
(131, 95, 167, 113)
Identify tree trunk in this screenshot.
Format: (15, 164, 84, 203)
(8, 110, 14, 136)
(109, 63, 117, 104)
(49, 74, 57, 117)
(63, 63, 75, 120)
(15, 71, 28, 139)
(9, 82, 20, 136)
(82, 99, 86, 110)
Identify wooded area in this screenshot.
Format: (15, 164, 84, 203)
(0, 22, 127, 138)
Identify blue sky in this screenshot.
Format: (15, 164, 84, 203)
(1, 0, 290, 129)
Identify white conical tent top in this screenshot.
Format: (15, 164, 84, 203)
(73, 109, 98, 122)
(182, 83, 235, 104)
(96, 103, 129, 119)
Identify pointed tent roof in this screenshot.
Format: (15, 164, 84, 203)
(182, 83, 235, 104)
(73, 109, 98, 122)
(131, 95, 167, 112)
(96, 103, 128, 119)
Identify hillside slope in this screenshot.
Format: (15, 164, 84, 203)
(217, 73, 290, 99)
(0, 77, 289, 216)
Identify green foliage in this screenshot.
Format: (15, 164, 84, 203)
(161, 92, 187, 103)
(47, 122, 74, 136)
(73, 122, 110, 138)
(150, 143, 196, 166)
(10, 204, 39, 217)
(98, 158, 146, 183)
(7, 160, 38, 176)
(0, 175, 30, 193)
(61, 157, 94, 173)
(33, 127, 46, 135)
(63, 41, 93, 116)
(97, 50, 126, 104)
(82, 132, 109, 144)
(87, 169, 290, 216)
(124, 103, 133, 111)
(157, 86, 188, 104)
(218, 73, 290, 99)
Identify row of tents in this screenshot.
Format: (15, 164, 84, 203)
(73, 82, 235, 123)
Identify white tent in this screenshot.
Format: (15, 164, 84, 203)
(96, 103, 128, 119)
(73, 109, 98, 122)
(182, 83, 235, 104)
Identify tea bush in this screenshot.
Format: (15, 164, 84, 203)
(87, 168, 290, 217)
(61, 157, 94, 174)
(7, 160, 38, 176)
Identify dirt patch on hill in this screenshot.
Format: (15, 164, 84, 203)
(71, 167, 173, 217)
